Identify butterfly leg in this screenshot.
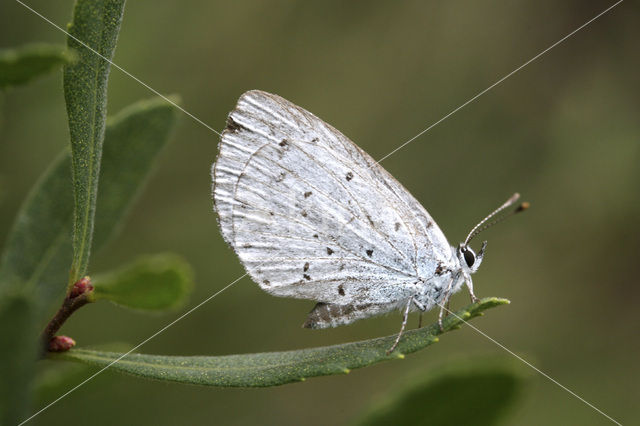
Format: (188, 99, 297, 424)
(413, 298, 426, 328)
(387, 297, 414, 354)
(464, 273, 479, 303)
(438, 276, 456, 331)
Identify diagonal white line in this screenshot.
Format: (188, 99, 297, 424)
(18, 273, 247, 426)
(375, 0, 624, 164)
(14, 0, 222, 137)
(15, 0, 624, 425)
(438, 303, 623, 425)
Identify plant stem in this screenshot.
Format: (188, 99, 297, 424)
(40, 293, 90, 355)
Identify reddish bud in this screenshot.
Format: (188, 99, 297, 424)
(70, 276, 93, 298)
(48, 335, 76, 352)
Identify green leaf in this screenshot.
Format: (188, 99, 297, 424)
(63, 0, 126, 285)
(92, 254, 193, 311)
(92, 96, 181, 248)
(0, 295, 39, 424)
(56, 298, 509, 387)
(0, 96, 180, 310)
(0, 43, 76, 89)
(0, 151, 74, 302)
(353, 358, 528, 426)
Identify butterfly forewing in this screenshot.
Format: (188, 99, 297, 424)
(212, 90, 453, 305)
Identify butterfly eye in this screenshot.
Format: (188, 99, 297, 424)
(462, 247, 475, 268)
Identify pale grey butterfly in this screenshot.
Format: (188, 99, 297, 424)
(211, 90, 527, 353)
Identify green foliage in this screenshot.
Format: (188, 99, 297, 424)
(63, 0, 126, 285)
(0, 2, 187, 422)
(93, 96, 181, 247)
(0, 43, 76, 89)
(0, 295, 39, 425)
(92, 254, 193, 311)
(0, 97, 181, 312)
(353, 358, 528, 426)
(56, 298, 509, 387)
(0, 95, 179, 422)
(0, 151, 74, 303)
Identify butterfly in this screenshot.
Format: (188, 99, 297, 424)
(211, 90, 526, 353)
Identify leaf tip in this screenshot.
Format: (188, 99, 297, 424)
(342, 368, 351, 374)
(164, 93, 182, 106)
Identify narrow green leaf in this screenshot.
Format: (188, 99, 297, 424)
(0, 43, 76, 89)
(353, 359, 528, 426)
(56, 298, 509, 387)
(92, 254, 193, 311)
(0, 295, 39, 424)
(0, 152, 74, 302)
(0, 96, 180, 310)
(93, 95, 181, 248)
(63, 0, 126, 285)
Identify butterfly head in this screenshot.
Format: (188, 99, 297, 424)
(456, 242, 486, 275)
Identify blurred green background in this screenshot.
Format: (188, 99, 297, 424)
(1, 1, 638, 425)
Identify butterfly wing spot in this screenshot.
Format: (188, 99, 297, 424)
(326, 247, 334, 255)
(338, 285, 345, 296)
(301, 210, 308, 217)
(304, 191, 312, 198)
(345, 171, 353, 181)
(366, 249, 374, 257)
(263, 279, 270, 286)
(275, 172, 286, 182)
(225, 116, 247, 133)
(303, 274, 311, 281)
(366, 214, 375, 227)
(395, 222, 401, 231)
(279, 139, 289, 147)
(303, 262, 310, 272)
(313, 234, 319, 238)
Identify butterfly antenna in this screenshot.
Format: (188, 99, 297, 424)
(464, 193, 529, 245)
